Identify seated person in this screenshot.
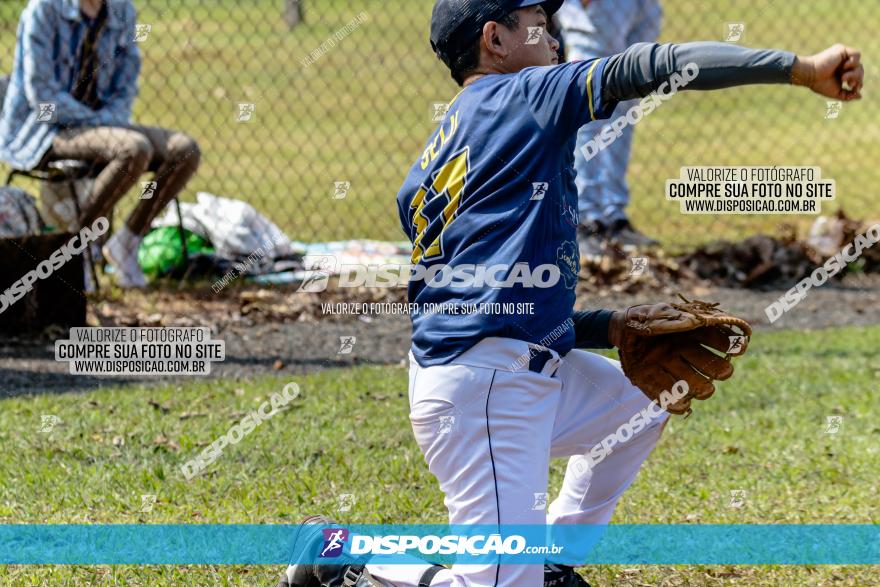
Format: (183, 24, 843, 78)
(0, 0, 201, 288)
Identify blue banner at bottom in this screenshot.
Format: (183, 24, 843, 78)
(0, 524, 878, 565)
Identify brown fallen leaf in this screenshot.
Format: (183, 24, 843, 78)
(240, 290, 278, 303)
(152, 435, 180, 451)
(143, 313, 164, 325)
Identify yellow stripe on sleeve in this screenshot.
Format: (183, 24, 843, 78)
(585, 60, 600, 121)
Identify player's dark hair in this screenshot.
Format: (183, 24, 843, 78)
(449, 11, 520, 86)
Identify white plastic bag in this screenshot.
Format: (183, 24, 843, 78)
(151, 191, 293, 259)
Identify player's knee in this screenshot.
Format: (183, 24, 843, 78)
(115, 132, 154, 171)
(168, 134, 201, 170)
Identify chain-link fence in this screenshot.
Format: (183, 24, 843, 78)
(1, 0, 876, 252)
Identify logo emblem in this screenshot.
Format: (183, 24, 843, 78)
(37, 103, 57, 123)
(140, 494, 157, 513)
(237, 103, 255, 122)
(725, 23, 745, 43)
(39, 415, 61, 432)
(530, 182, 549, 201)
(437, 415, 456, 435)
(134, 24, 152, 42)
(140, 181, 158, 200)
(337, 336, 357, 355)
(337, 494, 356, 512)
(431, 102, 450, 123)
(320, 528, 349, 558)
(728, 489, 747, 508)
(726, 335, 747, 354)
(333, 181, 351, 200)
(629, 257, 648, 276)
(525, 27, 543, 45)
(531, 492, 549, 511)
(825, 101, 842, 119)
(825, 415, 843, 434)
(298, 255, 336, 293)
(556, 241, 579, 289)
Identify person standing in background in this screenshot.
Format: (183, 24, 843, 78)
(555, 0, 662, 259)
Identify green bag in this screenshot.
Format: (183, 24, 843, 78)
(138, 227, 214, 277)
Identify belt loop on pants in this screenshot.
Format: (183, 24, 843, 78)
(528, 348, 561, 377)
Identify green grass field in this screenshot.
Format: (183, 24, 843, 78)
(1, 326, 878, 585)
(1, 0, 878, 249)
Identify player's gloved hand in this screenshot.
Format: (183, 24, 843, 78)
(793, 44, 864, 100)
(609, 297, 752, 416)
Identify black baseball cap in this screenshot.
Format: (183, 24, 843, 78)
(430, 0, 563, 68)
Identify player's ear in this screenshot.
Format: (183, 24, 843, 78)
(482, 21, 508, 61)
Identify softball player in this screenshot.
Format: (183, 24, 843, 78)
(278, 0, 863, 585)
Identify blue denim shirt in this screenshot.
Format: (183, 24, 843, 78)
(0, 0, 140, 170)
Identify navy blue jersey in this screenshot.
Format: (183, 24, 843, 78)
(396, 41, 798, 366)
(397, 59, 617, 367)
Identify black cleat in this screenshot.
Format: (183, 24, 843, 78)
(577, 220, 610, 263)
(544, 563, 591, 587)
(608, 218, 659, 250)
(276, 516, 371, 587)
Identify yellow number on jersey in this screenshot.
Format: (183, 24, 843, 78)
(410, 148, 470, 264)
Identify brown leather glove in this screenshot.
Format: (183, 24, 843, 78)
(609, 297, 752, 416)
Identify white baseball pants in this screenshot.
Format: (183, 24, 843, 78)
(367, 337, 668, 587)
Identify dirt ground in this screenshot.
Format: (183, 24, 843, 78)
(1, 273, 879, 397)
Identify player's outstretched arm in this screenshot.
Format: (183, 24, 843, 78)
(601, 41, 863, 103)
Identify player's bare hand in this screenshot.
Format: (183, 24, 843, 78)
(793, 44, 864, 100)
